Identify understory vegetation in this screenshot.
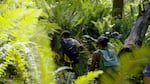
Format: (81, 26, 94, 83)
(0, 0, 150, 84)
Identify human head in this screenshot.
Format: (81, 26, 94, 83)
(97, 36, 109, 48)
(61, 30, 71, 38)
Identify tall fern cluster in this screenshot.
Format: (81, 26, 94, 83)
(37, 0, 112, 36)
(0, 0, 59, 84)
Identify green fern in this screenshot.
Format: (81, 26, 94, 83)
(73, 70, 103, 84)
(0, 0, 59, 84)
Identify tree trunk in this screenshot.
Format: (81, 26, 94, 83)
(124, 3, 150, 48)
(112, 0, 124, 18)
(118, 3, 150, 56)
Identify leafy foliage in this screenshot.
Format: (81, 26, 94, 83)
(143, 27, 150, 46)
(100, 48, 150, 84)
(0, 0, 150, 84)
(73, 70, 103, 84)
(0, 0, 59, 84)
(39, 0, 112, 36)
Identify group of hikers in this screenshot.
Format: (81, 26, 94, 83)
(58, 30, 150, 83)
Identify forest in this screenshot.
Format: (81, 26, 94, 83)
(0, 0, 150, 84)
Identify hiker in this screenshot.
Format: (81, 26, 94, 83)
(61, 30, 82, 65)
(60, 30, 83, 77)
(89, 36, 119, 72)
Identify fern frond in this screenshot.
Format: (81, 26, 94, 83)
(0, 0, 57, 84)
(73, 70, 103, 84)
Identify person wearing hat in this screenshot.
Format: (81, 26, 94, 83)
(61, 30, 82, 49)
(61, 30, 84, 77)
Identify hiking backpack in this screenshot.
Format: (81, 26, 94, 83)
(99, 49, 119, 70)
(61, 38, 79, 63)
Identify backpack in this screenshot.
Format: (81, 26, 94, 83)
(61, 38, 79, 63)
(99, 49, 119, 70)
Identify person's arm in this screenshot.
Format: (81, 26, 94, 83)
(71, 38, 83, 48)
(90, 51, 100, 71)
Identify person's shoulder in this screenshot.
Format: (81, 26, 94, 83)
(93, 50, 100, 55)
(108, 49, 115, 52)
(92, 50, 101, 59)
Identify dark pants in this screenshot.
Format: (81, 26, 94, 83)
(143, 63, 150, 84)
(143, 64, 150, 77)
